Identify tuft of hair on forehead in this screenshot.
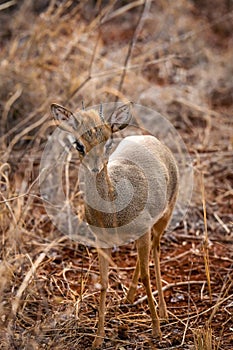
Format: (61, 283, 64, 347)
(76, 109, 112, 146)
(79, 109, 108, 128)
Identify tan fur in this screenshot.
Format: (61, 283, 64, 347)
(51, 104, 179, 348)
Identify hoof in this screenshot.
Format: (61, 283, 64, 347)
(92, 336, 104, 349)
(125, 291, 136, 304)
(159, 309, 168, 321)
(125, 296, 134, 305)
(152, 325, 162, 340)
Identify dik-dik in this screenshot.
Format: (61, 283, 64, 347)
(51, 103, 179, 348)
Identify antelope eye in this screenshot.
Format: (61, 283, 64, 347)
(74, 140, 85, 155)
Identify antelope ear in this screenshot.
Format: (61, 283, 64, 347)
(110, 102, 132, 132)
(51, 103, 79, 130)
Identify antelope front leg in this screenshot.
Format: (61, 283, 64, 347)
(137, 232, 161, 338)
(126, 259, 140, 303)
(93, 248, 111, 348)
(152, 209, 174, 320)
(152, 233, 168, 320)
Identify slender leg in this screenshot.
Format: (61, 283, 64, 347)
(137, 232, 161, 338)
(93, 248, 111, 348)
(152, 211, 172, 320)
(126, 258, 140, 303)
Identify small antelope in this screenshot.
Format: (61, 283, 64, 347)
(51, 103, 179, 348)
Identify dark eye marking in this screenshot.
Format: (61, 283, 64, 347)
(73, 140, 85, 155)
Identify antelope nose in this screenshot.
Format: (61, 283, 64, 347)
(92, 167, 99, 173)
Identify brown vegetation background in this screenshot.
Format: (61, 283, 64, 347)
(0, 1, 232, 349)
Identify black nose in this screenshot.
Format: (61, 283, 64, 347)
(92, 168, 99, 173)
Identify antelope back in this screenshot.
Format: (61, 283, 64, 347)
(83, 135, 179, 246)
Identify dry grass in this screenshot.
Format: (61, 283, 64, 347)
(0, 0, 232, 349)
(193, 325, 215, 350)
